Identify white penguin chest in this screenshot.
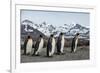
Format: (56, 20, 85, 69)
(26, 39, 33, 53)
(61, 35, 64, 45)
(52, 38, 55, 47)
(75, 38, 78, 45)
(39, 38, 44, 48)
(27, 39, 33, 46)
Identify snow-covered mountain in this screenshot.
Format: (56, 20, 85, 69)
(67, 24, 89, 35)
(21, 20, 56, 36)
(21, 20, 46, 39)
(21, 19, 89, 38)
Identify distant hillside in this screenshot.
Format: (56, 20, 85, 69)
(21, 19, 89, 39)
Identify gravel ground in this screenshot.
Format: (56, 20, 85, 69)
(21, 46, 89, 63)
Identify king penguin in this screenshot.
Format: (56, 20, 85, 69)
(47, 34, 56, 57)
(33, 35, 44, 56)
(23, 35, 33, 55)
(71, 33, 79, 53)
(57, 32, 65, 55)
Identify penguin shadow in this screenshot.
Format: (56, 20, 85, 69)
(54, 52, 66, 55)
(42, 53, 57, 58)
(43, 55, 54, 58)
(31, 52, 47, 58)
(43, 52, 66, 58)
(31, 55, 41, 57)
(68, 46, 88, 54)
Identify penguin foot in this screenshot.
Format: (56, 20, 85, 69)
(56, 52, 65, 55)
(70, 51, 76, 53)
(70, 51, 74, 53)
(61, 53, 65, 55)
(48, 56, 53, 58)
(22, 53, 26, 55)
(73, 50, 76, 53)
(56, 52, 61, 55)
(26, 53, 30, 55)
(35, 54, 40, 56)
(46, 55, 53, 57)
(31, 53, 35, 56)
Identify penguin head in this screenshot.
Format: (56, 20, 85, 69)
(75, 33, 79, 38)
(39, 35, 43, 38)
(27, 35, 31, 39)
(76, 33, 79, 36)
(50, 34, 54, 37)
(60, 32, 64, 35)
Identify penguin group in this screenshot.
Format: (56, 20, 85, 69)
(23, 33, 80, 57)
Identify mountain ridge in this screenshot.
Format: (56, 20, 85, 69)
(21, 19, 89, 38)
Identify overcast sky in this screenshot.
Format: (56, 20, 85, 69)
(21, 10, 90, 28)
